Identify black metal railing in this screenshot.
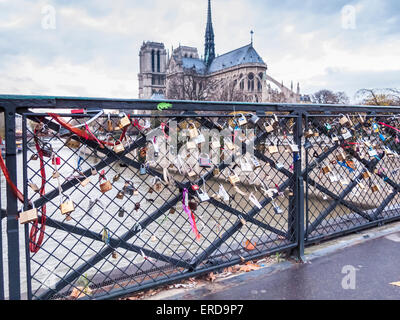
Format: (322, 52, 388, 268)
(1, 95, 400, 300)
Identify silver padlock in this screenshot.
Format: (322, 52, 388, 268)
(198, 153, 212, 168)
(249, 113, 260, 125)
(140, 164, 147, 175)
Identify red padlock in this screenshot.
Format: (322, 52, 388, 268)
(191, 185, 200, 191)
(52, 156, 61, 165)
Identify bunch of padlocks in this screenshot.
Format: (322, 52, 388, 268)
(19, 111, 400, 243)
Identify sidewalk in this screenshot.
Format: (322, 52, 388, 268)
(149, 222, 400, 300)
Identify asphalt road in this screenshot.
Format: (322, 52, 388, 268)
(191, 233, 400, 300)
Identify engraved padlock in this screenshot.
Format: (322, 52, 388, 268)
(60, 196, 75, 215)
(198, 153, 212, 168)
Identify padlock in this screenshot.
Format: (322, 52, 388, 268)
(237, 113, 248, 126)
(113, 174, 121, 182)
(199, 153, 212, 168)
(169, 207, 176, 214)
(272, 201, 283, 215)
(342, 130, 352, 140)
(240, 157, 253, 172)
(112, 251, 118, 259)
(188, 123, 199, 139)
(331, 134, 339, 142)
(140, 164, 147, 175)
(252, 157, 261, 169)
(118, 113, 131, 129)
(197, 189, 210, 202)
(371, 185, 380, 193)
(123, 183, 137, 196)
(225, 140, 236, 151)
(118, 208, 125, 217)
(264, 122, 274, 133)
(362, 171, 372, 179)
(134, 203, 141, 211)
(250, 114, 260, 125)
(336, 152, 346, 162)
(187, 140, 197, 150)
(339, 115, 349, 125)
(41, 143, 53, 158)
(213, 168, 220, 176)
(268, 144, 279, 154)
(325, 123, 332, 131)
(289, 144, 299, 153)
(116, 191, 125, 200)
(276, 163, 284, 170)
(304, 129, 314, 138)
(52, 170, 60, 179)
(113, 141, 125, 154)
(30, 154, 39, 161)
(100, 180, 112, 193)
(229, 174, 240, 185)
(19, 207, 38, 225)
(368, 149, 378, 157)
(66, 137, 81, 149)
(322, 166, 332, 174)
(80, 177, 91, 187)
(189, 200, 198, 211)
(196, 134, 206, 145)
(60, 197, 75, 215)
(107, 114, 114, 132)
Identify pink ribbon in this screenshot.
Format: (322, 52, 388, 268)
(182, 188, 201, 240)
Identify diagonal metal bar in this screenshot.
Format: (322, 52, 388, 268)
(190, 176, 295, 269)
(41, 214, 191, 269)
(209, 198, 288, 238)
(307, 178, 374, 222)
(37, 192, 181, 300)
(307, 157, 381, 236)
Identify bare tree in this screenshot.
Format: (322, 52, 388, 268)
(356, 88, 400, 106)
(312, 90, 349, 104)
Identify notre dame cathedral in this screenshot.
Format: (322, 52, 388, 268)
(138, 0, 309, 103)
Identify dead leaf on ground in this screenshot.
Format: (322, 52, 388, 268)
(238, 262, 261, 273)
(244, 240, 257, 251)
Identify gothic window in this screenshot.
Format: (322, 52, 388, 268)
(240, 79, 244, 90)
(248, 73, 254, 92)
(157, 50, 161, 73)
(151, 50, 155, 72)
(257, 80, 262, 92)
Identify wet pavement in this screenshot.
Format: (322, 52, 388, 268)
(170, 230, 400, 300)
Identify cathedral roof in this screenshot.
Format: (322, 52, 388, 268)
(208, 44, 266, 74)
(182, 57, 207, 74)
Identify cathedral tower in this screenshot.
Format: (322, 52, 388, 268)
(204, 0, 215, 67)
(138, 41, 167, 99)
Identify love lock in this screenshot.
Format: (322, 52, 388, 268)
(198, 153, 212, 168)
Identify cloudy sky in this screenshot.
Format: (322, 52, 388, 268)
(0, 0, 399, 102)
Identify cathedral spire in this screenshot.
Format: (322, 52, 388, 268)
(204, 0, 215, 67)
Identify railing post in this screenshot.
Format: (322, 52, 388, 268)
(289, 112, 305, 261)
(5, 107, 21, 300)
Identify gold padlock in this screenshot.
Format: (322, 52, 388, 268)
(339, 115, 349, 125)
(100, 180, 112, 193)
(113, 141, 125, 154)
(304, 129, 314, 138)
(116, 191, 125, 200)
(60, 198, 75, 215)
(336, 152, 346, 162)
(268, 145, 279, 154)
(20, 208, 38, 225)
(118, 113, 131, 129)
(264, 123, 274, 133)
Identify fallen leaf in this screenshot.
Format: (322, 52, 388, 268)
(244, 240, 257, 251)
(207, 272, 217, 282)
(390, 281, 400, 287)
(238, 262, 261, 273)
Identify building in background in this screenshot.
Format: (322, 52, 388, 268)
(138, 0, 310, 103)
